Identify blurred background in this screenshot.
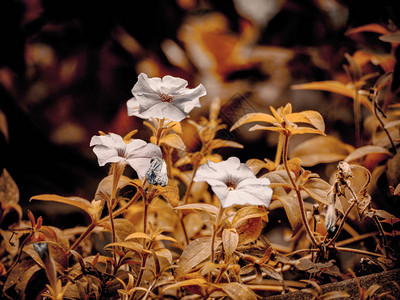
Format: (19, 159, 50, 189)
(0, 0, 399, 226)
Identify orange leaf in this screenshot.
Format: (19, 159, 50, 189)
(30, 194, 92, 216)
(230, 113, 276, 132)
(291, 81, 373, 112)
(346, 24, 389, 36)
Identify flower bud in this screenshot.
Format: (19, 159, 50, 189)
(145, 157, 168, 187)
(325, 203, 337, 234)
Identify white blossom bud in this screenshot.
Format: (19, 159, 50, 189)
(145, 157, 168, 187)
(325, 203, 337, 234)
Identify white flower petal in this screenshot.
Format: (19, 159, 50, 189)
(139, 102, 187, 122)
(92, 146, 124, 166)
(129, 73, 206, 121)
(127, 97, 146, 118)
(160, 75, 188, 94)
(126, 143, 162, 178)
(193, 156, 272, 208)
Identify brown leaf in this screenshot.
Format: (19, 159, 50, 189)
(214, 282, 258, 300)
(156, 181, 180, 207)
(162, 278, 208, 293)
(346, 23, 389, 36)
(379, 32, 400, 43)
(387, 152, 400, 187)
(263, 170, 295, 186)
(113, 218, 136, 241)
(230, 113, 276, 132)
(104, 241, 149, 254)
(208, 139, 243, 151)
(177, 237, 221, 275)
(0, 169, 19, 204)
(246, 158, 274, 174)
(296, 258, 335, 273)
(231, 206, 269, 228)
(291, 136, 354, 167)
(274, 187, 303, 236)
(95, 175, 132, 201)
(175, 203, 219, 215)
(291, 81, 372, 111)
(301, 177, 332, 206)
(344, 145, 392, 163)
(234, 216, 263, 245)
(260, 264, 283, 281)
(30, 194, 92, 216)
(286, 111, 325, 133)
(222, 228, 239, 256)
(160, 133, 186, 150)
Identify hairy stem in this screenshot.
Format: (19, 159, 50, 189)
(274, 132, 284, 167)
(373, 100, 397, 154)
(69, 222, 96, 252)
(282, 133, 318, 247)
(325, 199, 357, 247)
(353, 87, 361, 147)
(211, 206, 224, 263)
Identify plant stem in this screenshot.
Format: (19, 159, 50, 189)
(282, 133, 318, 247)
(335, 246, 386, 258)
(353, 87, 361, 147)
(325, 199, 357, 247)
(210, 205, 224, 263)
(69, 222, 96, 251)
(372, 214, 389, 257)
(373, 99, 397, 154)
(274, 133, 284, 167)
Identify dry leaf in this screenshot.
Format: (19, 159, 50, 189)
(160, 133, 186, 150)
(0, 169, 19, 204)
(344, 145, 392, 163)
(155, 180, 180, 207)
(30, 194, 92, 217)
(214, 282, 257, 300)
(177, 237, 221, 275)
(274, 187, 303, 236)
(222, 228, 239, 256)
(291, 136, 354, 167)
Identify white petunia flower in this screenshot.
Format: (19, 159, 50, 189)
(127, 73, 207, 122)
(193, 157, 272, 208)
(90, 133, 162, 179)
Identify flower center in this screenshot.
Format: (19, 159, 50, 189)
(226, 179, 237, 191)
(160, 93, 174, 103)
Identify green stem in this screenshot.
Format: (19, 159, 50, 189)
(282, 133, 318, 247)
